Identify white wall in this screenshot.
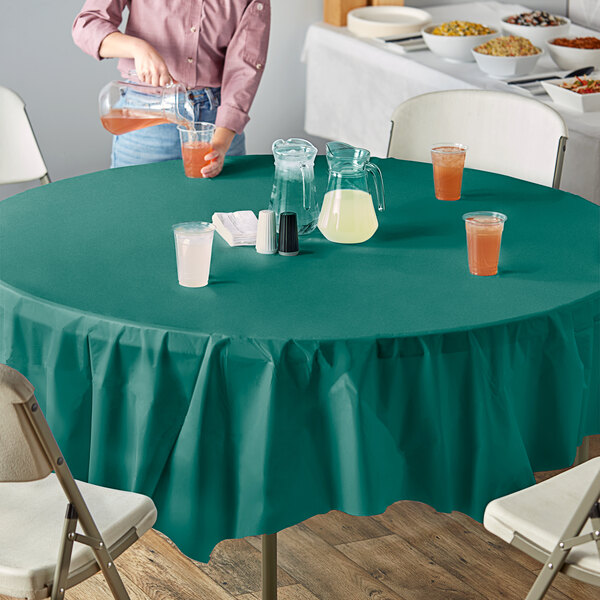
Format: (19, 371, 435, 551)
(407, 0, 567, 11)
(0, 0, 575, 201)
(246, 0, 326, 153)
(1, 1, 117, 200)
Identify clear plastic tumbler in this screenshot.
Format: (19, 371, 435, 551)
(172, 222, 215, 287)
(463, 212, 507, 276)
(431, 143, 467, 201)
(178, 122, 215, 178)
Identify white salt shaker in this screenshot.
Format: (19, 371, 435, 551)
(256, 209, 277, 254)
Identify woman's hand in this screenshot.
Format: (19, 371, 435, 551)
(100, 32, 173, 87)
(202, 127, 236, 178)
(132, 40, 173, 87)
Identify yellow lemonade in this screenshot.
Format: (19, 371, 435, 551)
(318, 189, 379, 243)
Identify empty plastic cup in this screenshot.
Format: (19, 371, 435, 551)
(172, 222, 215, 287)
(431, 143, 467, 201)
(178, 122, 215, 178)
(463, 212, 507, 276)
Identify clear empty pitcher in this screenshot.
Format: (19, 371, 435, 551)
(318, 142, 385, 244)
(269, 138, 318, 235)
(98, 80, 195, 135)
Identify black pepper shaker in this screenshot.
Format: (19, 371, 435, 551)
(278, 212, 299, 256)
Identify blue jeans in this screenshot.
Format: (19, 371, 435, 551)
(111, 87, 246, 168)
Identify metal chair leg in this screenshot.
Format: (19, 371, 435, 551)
(51, 504, 78, 600)
(262, 533, 277, 600)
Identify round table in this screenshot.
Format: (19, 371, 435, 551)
(1, 155, 599, 564)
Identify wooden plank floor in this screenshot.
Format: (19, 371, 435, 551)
(3, 437, 599, 600)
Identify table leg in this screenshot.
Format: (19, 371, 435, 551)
(262, 533, 277, 600)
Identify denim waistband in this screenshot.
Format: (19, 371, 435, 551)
(186, 86, 221, 111)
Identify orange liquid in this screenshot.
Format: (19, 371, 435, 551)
(181, 141, 213, 178)
(101, 109, 171, 134)
(432, 148, 466, 201)
(100, 108, 192, 135)
(465, 220, 504, 276)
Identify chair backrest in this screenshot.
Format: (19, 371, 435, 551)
(0, 86, 50, 185)
(0, 364, 52, 482)
(387, 90, 568, 188)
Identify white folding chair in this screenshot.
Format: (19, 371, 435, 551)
(0, 86, 50, 186)
(0, 364, 157, 599)
(387, 90, 568, 189)
(484, 457, 600, 599)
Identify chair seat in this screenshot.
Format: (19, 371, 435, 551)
(484, 457, 600, 576)
(0, 473, 157, 599)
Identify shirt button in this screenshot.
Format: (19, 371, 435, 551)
(187, 57, 193, 63)
(256, 63, 263, 70)
(190, 26, 197, 33)
(256, 2, 263, 10)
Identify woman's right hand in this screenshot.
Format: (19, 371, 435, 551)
(99, 33, 174, 87)
(132, 39, 174, 87)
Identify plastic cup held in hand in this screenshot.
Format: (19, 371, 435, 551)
(173, 222, 215, 287)
(178, 122, 215, 178)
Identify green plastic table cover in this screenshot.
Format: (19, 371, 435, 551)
(1, 156, 599, 563)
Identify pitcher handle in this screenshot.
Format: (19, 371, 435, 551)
(300, 164, 313, 211)
(366, 162, 385, 212)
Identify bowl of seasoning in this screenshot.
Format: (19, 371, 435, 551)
(421, 20, 498, 62)
(547, 37, 600, 70)
(502, 11, 570, 47)
(472, 36, 543, 78)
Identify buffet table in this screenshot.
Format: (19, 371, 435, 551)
(303, 1, 600, 204)
(1, 156, 599, 570)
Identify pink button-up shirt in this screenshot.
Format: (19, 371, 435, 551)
(72, 0, 270, 133)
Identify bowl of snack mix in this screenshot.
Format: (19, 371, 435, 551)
(547, 37, 600, 70)
(541, 75, 600, 112)
(421, 21, 498, 62)
(502, 11, 570, 47)
(472, 36, 543, 78)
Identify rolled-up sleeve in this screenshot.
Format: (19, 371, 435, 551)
(216, 0, 271, 134)
(72, 0, 127, 61)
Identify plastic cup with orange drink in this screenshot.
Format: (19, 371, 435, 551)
(463, 212, 507, 276)
(431, 143, 467, 201)
(178, 122, 215, 178)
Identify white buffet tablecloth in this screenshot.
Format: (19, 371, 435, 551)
(303, 1, 600, 204)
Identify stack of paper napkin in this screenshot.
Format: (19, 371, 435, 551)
(212, 211, 258, 246)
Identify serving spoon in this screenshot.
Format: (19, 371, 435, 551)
(507, 65, 595, 85)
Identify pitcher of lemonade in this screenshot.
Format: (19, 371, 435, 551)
(318, 142, 385, 244)
(99, 80, 194, 135)
(269, 138, 318, 235)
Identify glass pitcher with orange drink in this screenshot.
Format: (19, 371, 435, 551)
(318, 142, 385, 244)
(99, 80, 194, 135)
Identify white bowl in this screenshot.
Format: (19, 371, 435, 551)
(347, 6, 432, 38)
(501, 16, 570, 48)
(472, 47, 544, 78)
(542, 75, 600, 112)
(421, 24, 498, 63)
(547, 38, 600, 70)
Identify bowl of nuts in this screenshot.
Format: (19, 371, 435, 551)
(502, 11, 570, 48)
(421, 20, 498, 62)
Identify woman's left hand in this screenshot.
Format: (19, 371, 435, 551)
(202, 127, 236, 178)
